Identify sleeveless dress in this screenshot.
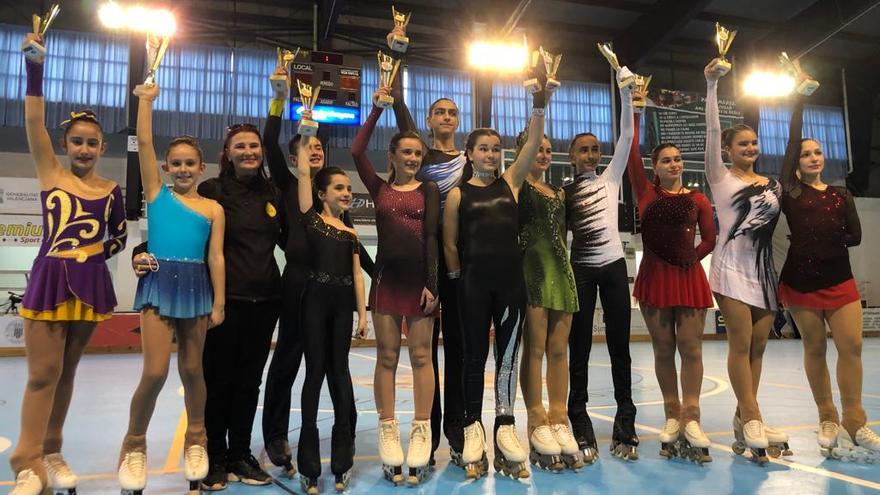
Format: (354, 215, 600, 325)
(134, 186, 213, 318)
(519, 181, 579, 312)
(21, 185, 127, 321)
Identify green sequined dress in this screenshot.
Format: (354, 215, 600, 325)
(519, 181, 579, 312)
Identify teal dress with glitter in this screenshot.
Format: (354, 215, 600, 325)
(519, 181, 579, 313)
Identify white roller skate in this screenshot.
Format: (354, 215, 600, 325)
(529, 425, 564, 472)
(379, 419, 404, 485)
(406, 420, 432, 485)
(764, 424, 793, 457)
(494, 423, 529, 479)
(658, 418, 680, 459)
(300, 475, 319, 494)
(817, 421, 839, 457)
(551, 423, 584, 469)
(10, 469, 43, 495)
(334, 469, 352, 492)
(732, 417, 769, 465)
(43, 453, 78, 495)
(462, 421, 489, 479)
(831, 426, 880, 463)
(676, 421, 712, 465)
(118, 451, 147, 495)
(184, 445, 208, 493)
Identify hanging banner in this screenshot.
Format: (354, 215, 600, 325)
(0, 178, 42, 214)
(644, 89, 742, 156)
(0, 214, 43, 246)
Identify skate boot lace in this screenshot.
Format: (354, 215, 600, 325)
(539, 425, 561, 443)
(12, 469, 42, 494)
(662, 418, 680, 435)
(44, 453, 74, 479)
(380, 420, 400, 447)
(743, 420, 766, 439)
(123, 452, 146, 477)
(684, 421, 708, 443)
(410, 422, 429, 451)
(855, 426, 880, 449)
(498, 425, 523, 451)
(185, 445, 207, 469)
(549, 424, 575, 446)
(820, 421, 839, 438)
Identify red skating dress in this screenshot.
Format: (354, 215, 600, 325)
(628, 114, 716, 308)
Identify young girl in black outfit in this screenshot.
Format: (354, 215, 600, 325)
(295, 111, 368, 494)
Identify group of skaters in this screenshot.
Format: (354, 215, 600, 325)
(9, 20, 880, 495)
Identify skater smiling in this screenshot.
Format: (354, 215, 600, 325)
(628, 88, 716, 464)
(118, 81, 224, 495)
(11, 31, 127, 495)
(352, 88, 441, 486)
(442, 70, 554, 480)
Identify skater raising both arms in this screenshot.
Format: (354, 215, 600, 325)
(517, 129, 583, 472)
(118, 82, 225, 495)
(564, 69, 637, 466)
(10, 31, 128, 495)
(260, 67, 370, 479)
(442, 67, 555, 481)
(198, 122, 284, 490)
(777, 73, 879, 462)
(388, 25, 469, 465)
(353, 88, 441, 486)
(296, 111, 368, 494)
(628, 88, 716, 465)
(704, 57, 785, 466)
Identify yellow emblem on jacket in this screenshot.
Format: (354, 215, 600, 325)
(266, 202, 277, 218)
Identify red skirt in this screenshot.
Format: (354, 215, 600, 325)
(778, 278, 860, 310)
(633, 252, 713, 309)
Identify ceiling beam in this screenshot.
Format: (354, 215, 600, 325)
(757, 0, 880, 58)
(612, 0, 713, 68)
(318, 0, 345, 51)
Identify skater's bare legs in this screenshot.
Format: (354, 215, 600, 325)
(43, 321, 95, 454)
(827, 302, 866, 437)
(522, 306, 550, 433)
(642, 305, 680, 421)
(176, 314, 209, 447)
(407, 316, 435, 422)
(373, 312, 403, 421)
(675, 308, 706, 424)
(792, 307, 840, 425)
(546, 310, 572, 426)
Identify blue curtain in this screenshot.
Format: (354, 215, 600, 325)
(492, 77, 613, 151)
(1, 23, 128, 132)
(759, 103, 848, 183)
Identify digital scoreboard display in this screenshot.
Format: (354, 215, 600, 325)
(290, 51, 362, 126)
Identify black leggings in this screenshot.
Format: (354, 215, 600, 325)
(568, 257, 634, 417)
(297, 281, 355, 479)
(262, 267, 357, 448)
(459, 268, 525, 426)
(430, 251, 465, 452)
(203, 299, 279, 461)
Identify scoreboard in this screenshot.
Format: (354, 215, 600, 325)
(290, 50, 362, 126)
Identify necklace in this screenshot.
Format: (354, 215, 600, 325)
(473, 169, 495, 179)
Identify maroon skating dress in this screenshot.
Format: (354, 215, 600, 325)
(352, 105, 440, 317)
(628, 114, 716, 308)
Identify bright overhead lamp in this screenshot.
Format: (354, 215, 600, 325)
(99, 2, 176, 37)
(742, 71, 795, 98)
(467, 41, 529, 73)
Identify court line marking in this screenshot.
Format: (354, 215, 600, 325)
(163, 409, 188, 473)
(763, 381, 880, 400)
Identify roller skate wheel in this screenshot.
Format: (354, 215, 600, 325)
(767, 445, 782, 458)
(732, 441, 746, 456)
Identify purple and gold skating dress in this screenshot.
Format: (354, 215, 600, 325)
(20, 185, 127, 321)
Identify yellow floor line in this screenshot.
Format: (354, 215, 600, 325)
(163, 409, 188, 473)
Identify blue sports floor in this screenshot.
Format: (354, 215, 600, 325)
(1, 339, 879, 494)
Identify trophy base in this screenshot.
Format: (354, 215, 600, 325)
(523, 78, 541, 94)
(269, 76, 289, 93)
(545, 78, 560, 93)
(298, 119, 319, 137)
(796, 78, 820, 96)
(716, 60, 732, 75)
(633, 101, 646, 114)
(391, 36, 409, 53)
(617, 76, 635, 90)
(21, 40, 46, 63)
(376, 94, 395, 109)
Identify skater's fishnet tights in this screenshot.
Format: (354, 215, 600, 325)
(121, 309, 208, 462)
(791, 301, 867, 438)
(641, 305, 705, 423)
(716, 295, 773, 424)
(11, 320, 96, 482)
(521, 306, 572, 432)
(373, 313, 435, 421)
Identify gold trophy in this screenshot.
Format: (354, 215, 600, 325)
(376, 51, 401, 108)
(270, 47, 299, 93)
(538, 46, 562, 92)
(22, 4, 60, 62)
(522, 36, 542, 93)
(633, 73, 652, 113)
(597, 42, 635, 89)
(144, 34, 171, 86)
(296, 79, 320, 136)
(714, 22, 737, 75)
(389, 6, 411, 53)
(779, 51, 820, 96)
